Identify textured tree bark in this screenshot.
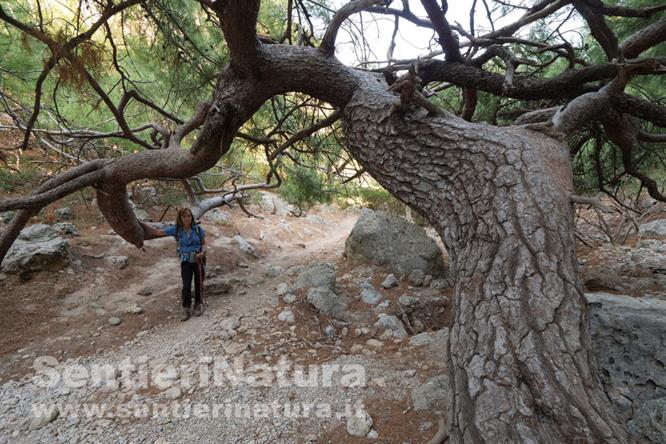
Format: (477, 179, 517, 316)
(342, 74, 629, 443)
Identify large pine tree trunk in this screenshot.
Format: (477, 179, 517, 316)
(342, 76, 629, 443)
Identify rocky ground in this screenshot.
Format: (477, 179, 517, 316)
(1, 194, 665, 443)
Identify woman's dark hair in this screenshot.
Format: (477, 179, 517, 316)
(175, 207, 195, 230)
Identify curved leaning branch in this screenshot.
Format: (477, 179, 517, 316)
(320, 0, 387, 54)
(547, 60, 661, 134)
(0, 31, 365, 261)
(620, 15, 666, 58)
(417, 57, 662, 100)
(602, 3, 666, 18)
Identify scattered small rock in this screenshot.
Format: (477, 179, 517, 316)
(381, 273, 399, 289)
(398, 295, 419, 309)
(55, 207, 73, 221)
(347, 409, 373, 437)
(282, 293, 297, 304)
(219, 316, 240, 331)
(375, 314, 408, 339)
(164, 386, 182, 400)
(108, 317, 122, 326)
(265, 265, 284, 278)
(225, 342, 249, 355)
(430, 278, 449, 290)
(423, 274, 432, 287)
(412, 375, 449, 410)
(306, 287, 347, 317)
(305, 214, 327, 225)
(105, 255, 129, 269)
(277, 310, 295, 323)
(234, 235, 257, 257)
(276, 283, 290, 296)
(52, 222, 79, 236)
(371, 377, 386, 388)
(138, 286, 154, 296)
(324, 325, 336, 338)
(28, 406, 59, 430)
(360, 282, 383, 305)
(125, 305, 144, 315)
(408, 269, 426, 287)
(366, 339, 384, 348)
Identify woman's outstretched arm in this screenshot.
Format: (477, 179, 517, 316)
(139, 221, 169, 239)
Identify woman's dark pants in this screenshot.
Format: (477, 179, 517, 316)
(180, 261, 202, 308)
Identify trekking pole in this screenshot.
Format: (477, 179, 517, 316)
(197, 254, 206, 308)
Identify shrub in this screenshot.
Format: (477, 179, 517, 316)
(279, 165, 332, 210)
(0, 165, 40, 192)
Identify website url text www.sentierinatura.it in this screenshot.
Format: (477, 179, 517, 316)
(30, 399, 368, 421)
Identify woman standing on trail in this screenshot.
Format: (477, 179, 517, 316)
(141, 208, 206, 321)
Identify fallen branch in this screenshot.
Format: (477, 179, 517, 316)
(570, 195, 617, 214)
(426, 416, 448, 444)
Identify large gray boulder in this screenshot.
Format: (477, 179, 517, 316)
(258, 192, 297, 216)
(581, 240, 666, 294)
(628, 240, 666, 274)
(3, 225, 72, 274)
(345, 209, 445, 277)
(639, 219, 666, 238)
(585, 293, 666, 442)
(18, 224, 58, 242)
(587, 293, 666, 407)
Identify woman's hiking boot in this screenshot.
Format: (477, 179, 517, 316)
(181, 307, 191, 321)
(193, 303, 203, 317)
